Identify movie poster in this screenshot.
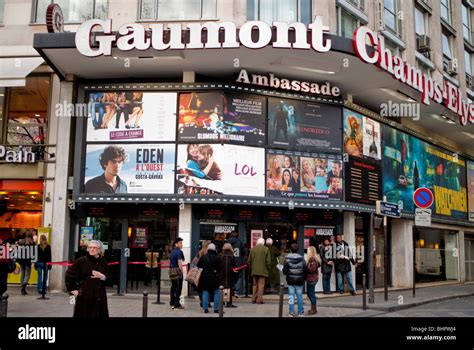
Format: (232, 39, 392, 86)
(343, 109, 362, 157)
(84, 144, 175, 194)
(266, 149, 343, 201)
(86, 92, 177, 142)
(362, 117, 381, 160)
(267, 98, 342, 152)
(343, 109, 381, 160)
(467, 160, 474, 221)
(382, 126, 467, 220)
(176, 144, 265, 197)
(178, 92, 265, 145)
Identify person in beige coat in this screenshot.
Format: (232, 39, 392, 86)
(247, 238, 271, 304)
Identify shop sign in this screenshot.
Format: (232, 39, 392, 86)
(75, 17, 331, 57)
(214, 225, 236, 234)
(236, 69, 340, 98)
(0, 145, 36, 163)
(354, 26, 474, 126)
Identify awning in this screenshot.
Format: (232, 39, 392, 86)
(0, 57, 45, 87)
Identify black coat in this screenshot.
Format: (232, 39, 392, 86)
(218, 251, 235, 289)
(320, 244, 333, 274)
(37, 245, 52, 263)
(197, 250, 219, 292)
(283, 253, 306, 286)
(0, 260, 10, 296)
(334, 240, 356, 273)
(227, 236, 246, 267)
(65, 254, 112, 319)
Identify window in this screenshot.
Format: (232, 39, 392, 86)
(337, 7, 359, 39)
(384, 0, 402, 37)
(462, 4, 472, 43)
(440, 0, 451, 24)
(416, 60, 432, 78)
(442, 31, 453, 72)
(347, 0, 364, 10)
(0, 0, 5, 24)
(139, 0, 216, 20)
(247, 0, 311, 25)
(414, 7, 427, 36)
(6, 76, 49, 148)
(34, 0, 108, 23)
(465, 50, 472, 87)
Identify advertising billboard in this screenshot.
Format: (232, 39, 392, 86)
(467, 160, 474, 221)
(382, 126, 467, 220)
(86, 92, 177, 142)
(343, 109, 381, 160)
(266, 149, 343, 200)
(345, 156, 382, 205)
(84, 144, 176, 194)
(268, 98, 342, 152)
(178, 92, 265, 145)
(176, 144, 265, 197)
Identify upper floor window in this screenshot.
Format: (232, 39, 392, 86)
(247, 0, 311, 25)
(5, 76, 49, 148)
(384, 0, 402, 37)
(139, 0, 216, 20)
(346, 0, 364, 10)
(414, 7, 427, 36)
(465, 49, 472, 81)
(440, 0, 451, 24)
(442, 32, 452, 60)
(337, 7, 359, 39)
(34, 0, 108, 23)
(462, 4, 472, 43)
(0, 0, 5, 24)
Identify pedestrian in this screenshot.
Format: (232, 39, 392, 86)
(35, 235, 52, 294)
(65, 240, 112, 318)
(265, 238, 280, 293)
(169, 237, 185, 310)
(283, 243, 306, 317)
(18, 233, 34, 295)
(192, 240, 211, 307)
(305, 245, 320, 315)
(226, 231, 246, 298)
(197, 243, 220, 313)
(0, 238, 16, 296)
(335, 234, 357, 295)
(247, 237, 271, 304)
(320, 238, 334, 294)
(219, 243, 236, 308)
(212, 232, 226, 254)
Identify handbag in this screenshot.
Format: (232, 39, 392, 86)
(185, 267, 202, 286)
(169, 267, 182, 281)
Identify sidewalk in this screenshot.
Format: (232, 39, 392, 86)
(3, 282, 473, 318)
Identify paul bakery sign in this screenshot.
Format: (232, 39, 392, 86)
(0, 145, 36, 163)
(75, 18, 473, 126)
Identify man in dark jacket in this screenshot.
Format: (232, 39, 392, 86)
(227, 231, 246, 297)
(320, 238, 334, 294)
(65, 240, 112, 318)
(334, 235, 356, 296)
(283, 243, 306, 316)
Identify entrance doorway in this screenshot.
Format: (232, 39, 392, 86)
(465, 238, 474, 282)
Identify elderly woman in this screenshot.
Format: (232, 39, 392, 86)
(65, 240, 112, 318)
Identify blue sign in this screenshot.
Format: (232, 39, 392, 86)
(376, 201, 401, 218)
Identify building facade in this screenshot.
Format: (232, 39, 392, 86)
(1, 0, 474, 294)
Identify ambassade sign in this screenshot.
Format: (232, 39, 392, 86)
(75, 18, 473, 126)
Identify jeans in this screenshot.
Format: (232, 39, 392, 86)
(89, 103, 105, 128)
(20, 263, 31, 287)
(306, 282, 317, 306)
(202, 289, 219, 312)
(170, 277, 183, 307)
(288, 284, 304, 315)
(36, 262, 49, 293)
(322, 273, 332, 293)
(234, 270, 243, 295)
(336, 271, 355, 293)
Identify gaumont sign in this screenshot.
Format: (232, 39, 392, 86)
(74, 18, 473, 125)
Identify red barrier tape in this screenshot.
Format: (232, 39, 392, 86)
(233, 264, 248, 272)
(47, 260, 190, 269)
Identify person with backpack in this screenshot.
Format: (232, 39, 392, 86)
(283, 243, 306, 317)
(306, 246, 320, 315)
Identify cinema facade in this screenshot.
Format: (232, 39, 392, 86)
(33, 17, 474, 294)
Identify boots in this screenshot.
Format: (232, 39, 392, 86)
(307, 304, 317, 315)
(21, 285, 28, 295)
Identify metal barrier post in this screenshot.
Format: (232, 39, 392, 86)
(278, 283, 284, 318)
(142, 291, 148, 317)
(219, 286, 224, 318)
(362, 273, 367, 311)
(0, 293, 8, 317)
(153, 249, 164, 305)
